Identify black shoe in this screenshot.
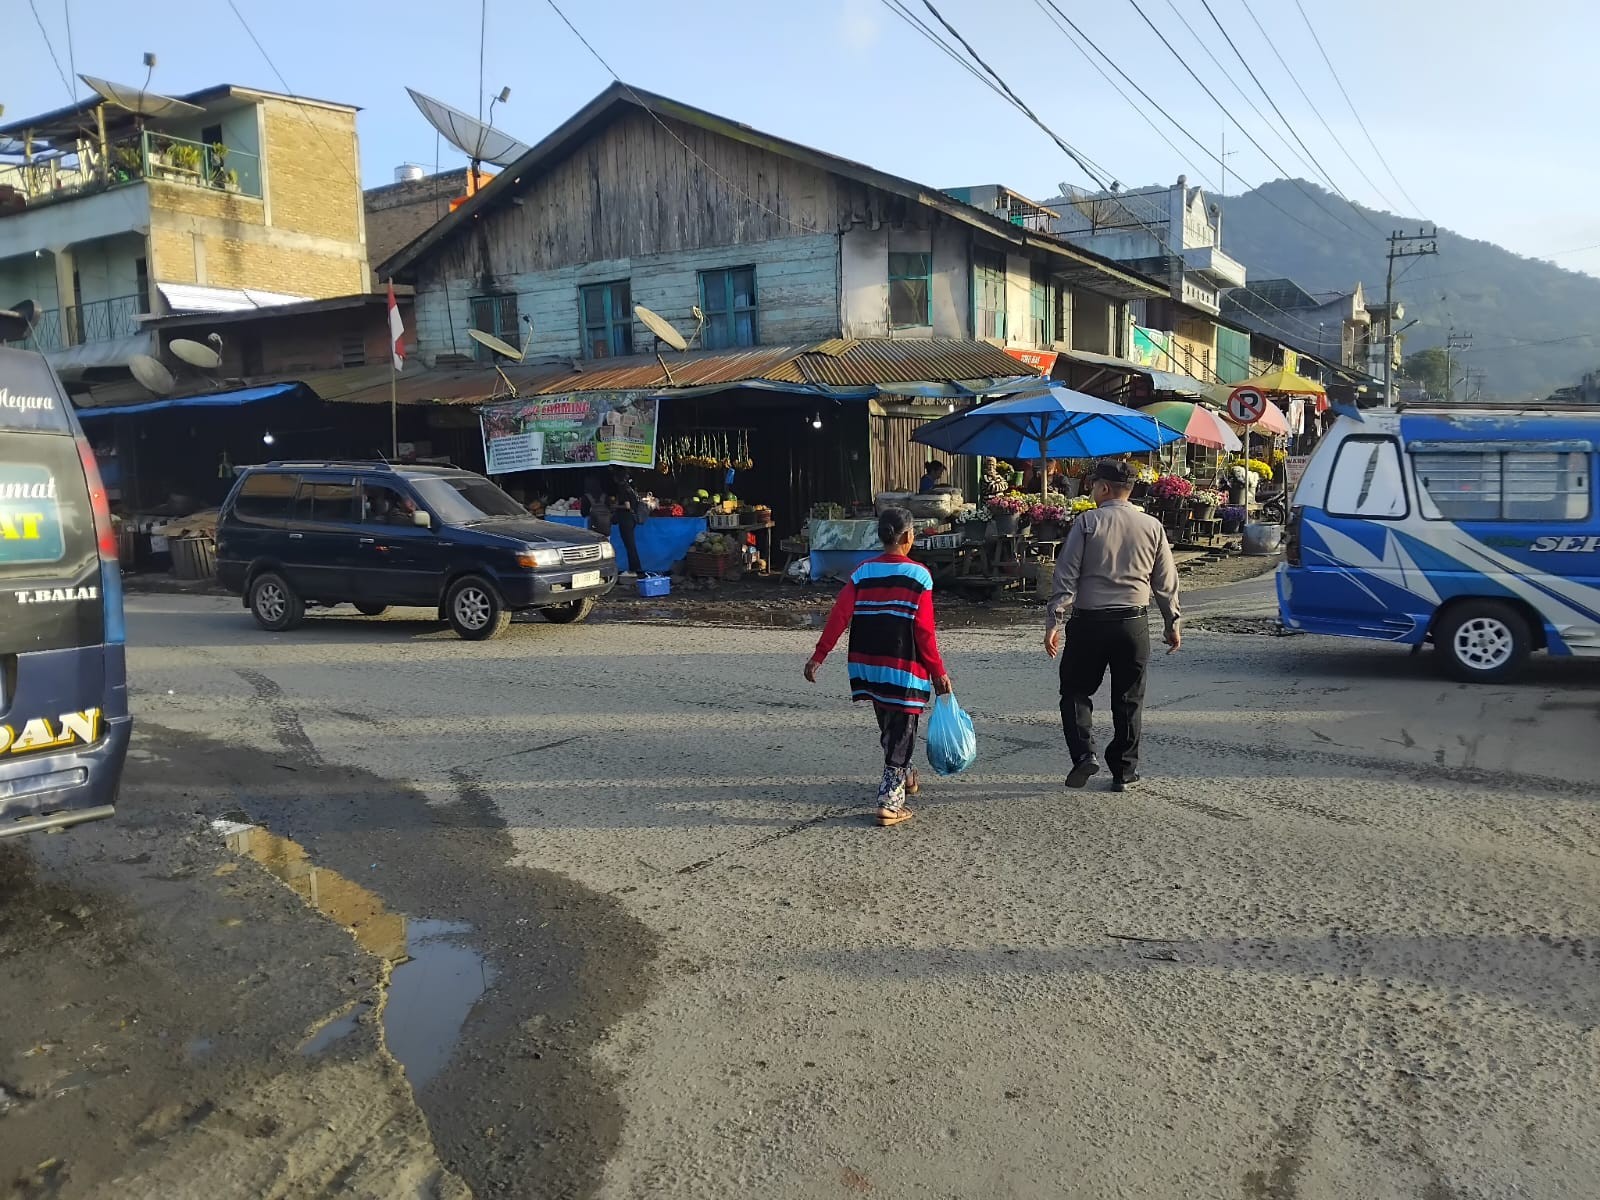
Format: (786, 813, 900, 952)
(1110, 772, 1141, 792)
(1065, 758, 1101, 789)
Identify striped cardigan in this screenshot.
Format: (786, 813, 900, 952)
(811, 555, 947, 713)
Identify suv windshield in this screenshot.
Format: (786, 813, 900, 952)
(411, 474, 528, 523)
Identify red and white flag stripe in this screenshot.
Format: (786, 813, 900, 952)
(387, 280, 405, 372)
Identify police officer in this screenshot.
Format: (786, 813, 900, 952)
(1044, 460, 1181, 792)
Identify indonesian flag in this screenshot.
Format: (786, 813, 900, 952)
(387, 281, 405, 372)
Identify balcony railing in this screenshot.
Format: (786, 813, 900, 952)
(0, 130, 262, 212)
(67, 294, 144, 344)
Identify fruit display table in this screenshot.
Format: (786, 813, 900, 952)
(544, 515, 707, 574)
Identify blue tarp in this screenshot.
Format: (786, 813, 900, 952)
(75, 382, 302, 419)
(544, 514, 707, 574)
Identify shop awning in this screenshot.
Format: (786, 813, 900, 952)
(75, 381, 302, 419)
(1004, 347, 1211, 397)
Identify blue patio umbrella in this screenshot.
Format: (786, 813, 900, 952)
(911, 384, 1183, 494)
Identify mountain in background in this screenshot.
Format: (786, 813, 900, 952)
(1213, 180, 1600, 399)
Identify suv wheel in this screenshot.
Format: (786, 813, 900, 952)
(540, 598, 595, 625)
(446, 575, 511, 641)
(1436, 601, 1530, 683)
(354, 603, 389, 617)
(250, 572, 304, 632)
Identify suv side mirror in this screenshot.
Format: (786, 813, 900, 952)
(413, 510, 432, 529)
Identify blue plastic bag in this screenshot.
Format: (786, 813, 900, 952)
(926, 692, 977, 776)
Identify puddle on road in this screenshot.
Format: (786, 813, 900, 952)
(212, 820, 494, 1090)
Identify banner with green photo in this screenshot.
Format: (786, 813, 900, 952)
(478, 391, 659, 474)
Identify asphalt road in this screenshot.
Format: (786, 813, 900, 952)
(92, 589, 1600, 1196)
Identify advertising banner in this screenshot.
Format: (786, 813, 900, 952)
(478, 391, 659, 475)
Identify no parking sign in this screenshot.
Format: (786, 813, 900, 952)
(1227, 386, 1268, 425)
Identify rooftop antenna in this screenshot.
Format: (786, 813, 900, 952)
(406, 86, 531, 197)
(169, 333, 223, 370)
(634, 304, 691, 386)
(129, 352, 175, 395)
(467, 327, 528, 398)
(0, 299, 40, 345)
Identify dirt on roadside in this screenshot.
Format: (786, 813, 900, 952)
(0, 738, 468, 1199)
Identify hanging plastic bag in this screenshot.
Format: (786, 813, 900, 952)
(926, 692, 976, 776)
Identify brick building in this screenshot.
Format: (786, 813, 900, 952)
(0, 81, 370, 383)
(363, 167, 473, 278)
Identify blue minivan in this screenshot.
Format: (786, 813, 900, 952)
(1279, 404, 1600, 681)
(0, 343, 131, 836)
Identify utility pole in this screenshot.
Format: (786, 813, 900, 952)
(1444, 330, 1473, 403)
(1384, 226, 1439, 403)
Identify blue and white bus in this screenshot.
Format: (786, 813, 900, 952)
(1278, 404, 1600, 681)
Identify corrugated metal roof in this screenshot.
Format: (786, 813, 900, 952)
(158, 282, 310, 314)
(770, 339, 1028, 388)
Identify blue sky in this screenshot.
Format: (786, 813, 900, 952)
(11, 0, 1600, 278)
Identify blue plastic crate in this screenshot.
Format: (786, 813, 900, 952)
(636, 574, 672, 598)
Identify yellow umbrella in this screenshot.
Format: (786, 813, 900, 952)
(1239, 364, 1325, 397)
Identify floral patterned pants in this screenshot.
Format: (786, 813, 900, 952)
(875, 706, 919, 810)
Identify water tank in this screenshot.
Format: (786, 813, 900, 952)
(394, 164, 425, 183)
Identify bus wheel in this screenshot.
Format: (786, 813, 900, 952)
(1436, 601, 1530, 683)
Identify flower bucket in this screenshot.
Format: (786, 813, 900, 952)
(992, 512, 1020, 535)
(1032, 520, 1065, 542)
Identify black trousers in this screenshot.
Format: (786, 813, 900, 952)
(615, 513, 643, 575)
(1059, 612, 1150, 777)
(875, 705, 920, 769)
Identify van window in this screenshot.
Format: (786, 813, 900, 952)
(232, 472, 298, 522)
(1417, 450, 1590, 522)
(1326, 437, 1407, 519)
(293, 479, 356, 523)
(0, 433, 102, 655)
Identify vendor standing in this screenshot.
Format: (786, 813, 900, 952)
(1043, 460, 1181, 793)
(918, 461, 948, 494)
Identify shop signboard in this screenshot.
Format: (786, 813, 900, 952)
(478, 390, 659, 475)
(1284, 454, 1312, 498)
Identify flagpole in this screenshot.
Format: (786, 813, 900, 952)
(390, 356, 398, 460)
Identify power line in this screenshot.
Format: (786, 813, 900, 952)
(63, 0, 77, 93)
(1198, 0, 1386, 223)
(225, 0, 365, 194)
(477, 0, 488, 123)
(1124, 0, 1378, 243)
(28, 0, 74, 101)
(1035, 0, 1374, 273)
(877, 0, 1019, 109)
(1291, 0, 1424, 219)
(1158, 0, 1328, 189)
(916, 0, 1112, 189)
(1230, 0, 1403, 218)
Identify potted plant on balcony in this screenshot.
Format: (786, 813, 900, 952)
(168, 142, 202, 177)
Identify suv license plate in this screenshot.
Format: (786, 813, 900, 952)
(573, 570, 601, 589)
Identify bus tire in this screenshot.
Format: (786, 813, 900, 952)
(1435, 601, 1530, 683)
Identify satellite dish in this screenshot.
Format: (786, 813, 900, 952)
(170, 338, 222, 369)
(0, 300, 40, 344)
(468, 328, 525, 360)
(78, 74, 204, 120)
(129, 353, 175, 395)
(634, 305, 687, 353)
(406, 87, 531, 168)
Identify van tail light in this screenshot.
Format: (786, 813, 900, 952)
(77, 436, 126, 645)
(1284, 506, 1303, 567)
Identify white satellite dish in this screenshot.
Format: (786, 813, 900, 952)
(468, 328, 525, 360)
(170, 337, 221, 369)
(129, 353, 175, 395)
(634, 305, 688, 353)
(406, 87, 531, 168)
(78, 74, 204, 121)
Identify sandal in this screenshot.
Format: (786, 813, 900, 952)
(905, 770, 920, 797)
(877, 805, 914, 827)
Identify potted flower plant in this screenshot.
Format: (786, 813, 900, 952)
(1220, 504, 1247, 534)
(1187, 487, 1224, 520)
(981, 494, 1029, 535)
(1029, 500, 1070, 542)
(1148, 474, 1194, 511)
